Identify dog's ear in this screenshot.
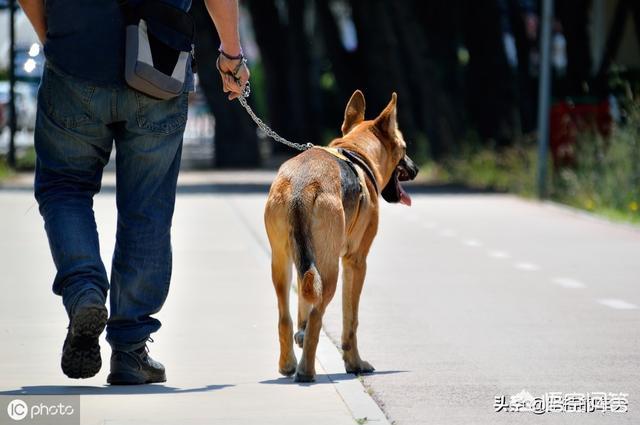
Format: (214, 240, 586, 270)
(341, 90, 366, 136)
(374, 92, 398, 137)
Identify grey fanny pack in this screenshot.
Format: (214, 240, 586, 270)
(118, 0, 196, 99)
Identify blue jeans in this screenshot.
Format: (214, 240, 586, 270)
(34, 63, 187, 351)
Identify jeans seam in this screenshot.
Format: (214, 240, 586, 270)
(134, 92, 188, 134)
(43, 67, 97, 128)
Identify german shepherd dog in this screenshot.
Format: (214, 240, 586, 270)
(264, 90, 419, 382)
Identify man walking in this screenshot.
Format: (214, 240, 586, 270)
(18, 0, 249, 384)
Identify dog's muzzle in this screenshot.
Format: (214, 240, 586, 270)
(381, 154, 419, 206)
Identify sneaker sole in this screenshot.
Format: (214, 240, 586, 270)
(61, 306, 108, 379)
(107, 371, 167, 385)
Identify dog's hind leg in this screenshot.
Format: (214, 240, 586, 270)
(294, 296, 311, 348)
(266, 200, 297, 377)
(270, 244, 297, 377)
(294, 194, 343, 382)
(295, 259, 338, 382)
(341, 222, 377, 374)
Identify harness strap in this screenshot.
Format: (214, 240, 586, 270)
(337, 148, 379, 195)
(313, 146, 379, 195)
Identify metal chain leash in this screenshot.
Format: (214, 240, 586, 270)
(237, 82, 314, 152)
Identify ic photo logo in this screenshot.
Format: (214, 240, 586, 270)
(5, 398, 76, 422)
(6, 400, 27, 421)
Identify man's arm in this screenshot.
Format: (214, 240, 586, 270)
(17, 0, 47, 44)
(205, 0, 241, 56)
(204, 0, 250, 100)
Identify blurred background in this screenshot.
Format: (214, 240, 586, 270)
(1, 0, 639, 222)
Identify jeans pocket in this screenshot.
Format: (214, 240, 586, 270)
(40, 64, 96, 128)
(134, 92, 188, 135)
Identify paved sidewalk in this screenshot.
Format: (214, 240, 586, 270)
(0, 172, 386, 425)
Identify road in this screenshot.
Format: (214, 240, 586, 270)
(1, 171, 639, 424)
(231, 179, 640, 425)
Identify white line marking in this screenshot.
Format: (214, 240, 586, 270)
(439, 229, 456, 238)
(552, 277, 586, 289)
(488, 250, 511, 259)
(514, 262, 540, 271)
(597, 299, 639, 310)
(463, 239, 483, 247)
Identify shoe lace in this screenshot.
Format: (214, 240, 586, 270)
(144, 337, 154, 354)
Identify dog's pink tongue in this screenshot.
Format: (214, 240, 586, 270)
(398, 184, 412, 206)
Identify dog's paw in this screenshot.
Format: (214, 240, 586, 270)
(294, 363, 316, 383)
(279, 356, 298, 377)
(345, 360, 375, 375)
(294, 372, 316, 383)
(279, 365, 296, 377)
(294, 330, 305, 348)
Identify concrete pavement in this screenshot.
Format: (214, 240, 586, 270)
(226, 179, 640, 425)
(1, 171, 639, 424)
(0, 172, 387, 425)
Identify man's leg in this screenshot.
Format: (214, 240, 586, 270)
(34, 64, 114, 378)
(106, 90, 187, 384)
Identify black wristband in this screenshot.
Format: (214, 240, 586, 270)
(218, 46, 244, 61)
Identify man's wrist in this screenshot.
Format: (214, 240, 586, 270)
(219, 41, 242, 58)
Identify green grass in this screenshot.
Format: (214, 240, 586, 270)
(0, 156, 13, 182)
(422, 104, 640, 225)
(440, 144, 539, 197)
(0, 146, 36, 183)
(16, 146, 37, 171)
(551, 100, 640, 224)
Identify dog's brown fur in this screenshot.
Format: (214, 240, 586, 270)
(264, 90, 415, 382)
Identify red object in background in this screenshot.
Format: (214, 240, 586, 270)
(549, 99, 612, 167)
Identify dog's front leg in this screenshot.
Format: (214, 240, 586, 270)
(341, 254, 375, 374)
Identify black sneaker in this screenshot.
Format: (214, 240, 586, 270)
(107, 344, 166, 385)
(61, 290, 108, 379)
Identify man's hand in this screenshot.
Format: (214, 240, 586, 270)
(216, 54, 250, 101)
(204, 0, 249, 101)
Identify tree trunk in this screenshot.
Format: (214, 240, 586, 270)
(463, 0, 518, 146)
(406, 0, 465, 158)
(556, 0, 593, 97)
(192, 0, 260, 167)
(245, 0, 292, 155)
(595, 0, 630, 93)
(349, 0, 419, 146)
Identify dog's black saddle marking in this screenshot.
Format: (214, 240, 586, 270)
(336, 156, 362, 215)
(336, 148, 379, 195)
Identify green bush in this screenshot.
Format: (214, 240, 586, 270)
(0, 156, 12, 182)
(424, 98, 640, 224)
(553, 100, 640, 221)
(16, 147, 37, 171)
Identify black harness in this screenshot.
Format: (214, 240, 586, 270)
(336, 148, 379, 195)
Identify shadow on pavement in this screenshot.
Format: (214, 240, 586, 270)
(0, 384, 232, 395)
(260, 370, 408, 386)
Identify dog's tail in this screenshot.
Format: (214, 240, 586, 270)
(290, 196, 322, 304)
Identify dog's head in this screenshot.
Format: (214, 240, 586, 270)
(341, 90, 419, 206)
